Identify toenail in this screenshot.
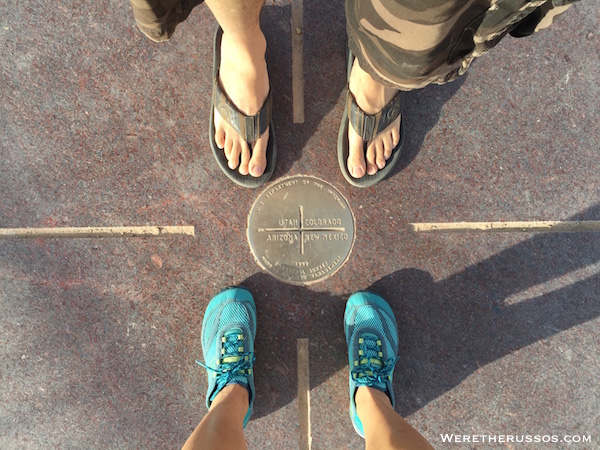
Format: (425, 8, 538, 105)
(351, 166, 364, 178)
(377, 161, 385, 169)
(251, 166, 263, 177)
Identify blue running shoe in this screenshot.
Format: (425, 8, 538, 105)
(344, 291, 399, 438)
(197, 287, 257, 427)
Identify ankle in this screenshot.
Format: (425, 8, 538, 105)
(349, 60, 397, 114)
(211, 383, 250, 413)
(221, 30, 267, 64)
(355, 386, 393, 420)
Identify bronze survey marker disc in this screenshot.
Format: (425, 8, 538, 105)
(247, 175, 355, 285)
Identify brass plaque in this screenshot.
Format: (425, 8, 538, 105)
(247, 175, 355, 285)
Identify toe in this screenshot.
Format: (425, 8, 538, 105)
(214, 112, 226, 149)
(224, 134, 234, 162)
(228, 139, 241, 170)
(383, 133, 394, 161)
(249, 128, 269, 177)
(238, 139, 250, 176)
(347, 126, 366, 178)
(375, 140, 386, 170)
(366, 142, 378, 175)
(391, 121, 400, 147)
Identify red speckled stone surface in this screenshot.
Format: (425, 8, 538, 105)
(1, 0, 598, 448)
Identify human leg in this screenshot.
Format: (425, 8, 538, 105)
(356, 387, 433, 450)
(342, 0, 577, 185)
(341, 0, 471, 185)
(130, 0, 273, 183)
(345, 291, 433, 449)
(346, 58, 402, 181)
(205, 0, 271, 178)
(182, 287, 256, 449)
(182, 384, 249, 450)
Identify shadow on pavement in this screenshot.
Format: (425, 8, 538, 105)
(246, 203, 600, 419)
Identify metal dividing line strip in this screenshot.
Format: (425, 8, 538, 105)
(292, 0, 305, 123)
(297, 338, 311, 450)
(0, 226, 195, 239)
(410, 221, 600, 234)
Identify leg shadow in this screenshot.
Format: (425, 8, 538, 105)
(244, 202, 600, 419)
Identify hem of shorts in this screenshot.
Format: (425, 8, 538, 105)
(135, 19, 172, 43)
(347, 29, 469, 91)
(346, 33, 410, 91)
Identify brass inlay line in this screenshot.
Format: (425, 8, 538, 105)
(0, 226, 195, 239)
(297, 338, 311, 450)
(257, 227, 346, 233)
(300, 205, 305, 255)
(292, 0, 304, 123)
(410, 221, 600, 233)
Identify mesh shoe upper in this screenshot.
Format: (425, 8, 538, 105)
(198, 287, 256, 427)
(344, 291, 399, 438)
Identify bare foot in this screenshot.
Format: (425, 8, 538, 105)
(214, 30, 270, 177)
(347, 59, 401, 178)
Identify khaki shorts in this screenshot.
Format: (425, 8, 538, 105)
(130, 0, 577, 89)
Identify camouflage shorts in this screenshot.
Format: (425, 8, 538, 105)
(130, 0, 578, 89)
(346, 0, 578, 89)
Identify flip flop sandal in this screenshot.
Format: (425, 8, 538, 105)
(209, 27, 277, 188)
(337, 49, 405, 188)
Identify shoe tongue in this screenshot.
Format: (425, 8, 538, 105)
(360, 333, 382, 367)
(222, 328, 244, 363)
(218, 328, 250, 390)
(355, 333, 387, 392)
(224, 327, 242, 338)
(362, 332, 379, 341)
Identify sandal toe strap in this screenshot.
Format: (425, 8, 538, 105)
(213, 74, 272, 143)
(347, 90, 405, 142)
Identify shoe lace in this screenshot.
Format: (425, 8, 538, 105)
(196, 333, 255, 401)
(351, 335, 398, 386)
